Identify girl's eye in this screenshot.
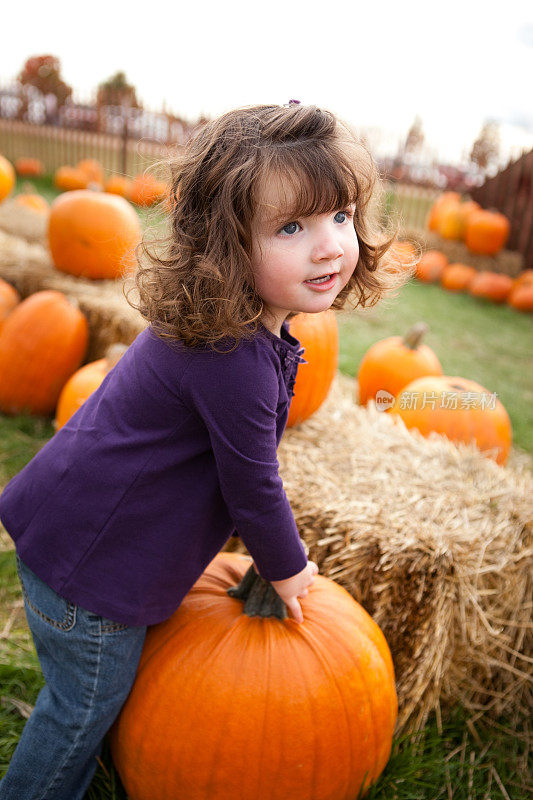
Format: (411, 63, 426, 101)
(334, 210, 353, 224)
(280, 221, 301, 236)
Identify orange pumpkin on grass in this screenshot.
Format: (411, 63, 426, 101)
(286, 311, 338, 427)
(465, 210, 510, 255)
(389, 375, 512, 465)
(357, 322, 442, 408)
(128, 174, 168, 207)
(54, 166, 89, 192)
(110, 551, 398, 800)
(441, 263, 477, 292)
(0, 290, 88, 416)
(14, 157, 44, 178)
(48, 190, 141, 280)
(507, 271, 533, 312)
(468, 271, 514, 303)
(0, 278, 20, 332)
(55, 343, 128, 429)
(105, 174, 132, 197)
(0, 154, 15, 203)
(77, 158, 104, 186)
(415, 250, 448, 283)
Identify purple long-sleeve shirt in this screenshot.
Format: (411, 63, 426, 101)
(0, 320, 309, 626)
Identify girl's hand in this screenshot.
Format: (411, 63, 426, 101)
(268, 561, 319, 624)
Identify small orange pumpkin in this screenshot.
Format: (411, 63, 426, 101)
(0, 290, 88, 416)
(77, 158, 104, 186)
(437, 200, 480, 241)
(14, 157, 44, 178)
(390, 375, 512, 465)
(55, 343, 128, 429)
(389, 240, 418, 274)
(507, 272, 533, 312)
(0, 278, 20, 332)
(286, 311, 338, 427)
(357, 322, 443, 408)
(54, 166, 89, 192)
(110, 552, 398, 800)
(0, 154, 16, 203)
(48, 190, 142, 280)
(105, 174, 132, 197)
(512, 270, 533, 291)
(465, 210, 510, 255)
(415, 250, 448, 283)
(441, 263, 477, 292)
(128, 174, 168, 207)
(427, 192, 461, 232)
(468, 271, 514, 304)
(14, 185, 49, 214)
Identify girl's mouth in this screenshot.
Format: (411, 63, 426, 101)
(304, 274, 337, 290)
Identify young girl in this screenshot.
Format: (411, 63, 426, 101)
(0, 102, 400, 798)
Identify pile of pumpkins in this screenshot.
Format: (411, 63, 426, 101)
(415, 250, 533, 312)
(53, 158, 168, 208)
(427, 192, 510, 255)
(357, 321, 512, 466)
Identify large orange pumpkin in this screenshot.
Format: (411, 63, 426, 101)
(0, 290, 88, 416)
(55, 343, 128, 429)
(468, 271, 514, 304)
(440, 263, 477, 292)
(286, 311, 338, 426)
(14, 157, 44, 177)
(0, 154, 15, 203)
(389, 375, 512, 465)
(110, 552, 397, 800)
(415, 250, 448, 283)
(0, 278, 20, 332)
(48, 190, 141, 280)
(357, 322, 442, 408)
(465, 210, 510, 255)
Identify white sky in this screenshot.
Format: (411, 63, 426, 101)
(3, 0, 533, 165)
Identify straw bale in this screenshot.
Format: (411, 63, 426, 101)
(0, 199, 48, 245)
(403, 227, 524, 277)
(224, 373, 533, 733)
(0, 230, 147, 361)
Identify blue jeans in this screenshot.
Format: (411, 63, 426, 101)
(0, 555, 147, 800)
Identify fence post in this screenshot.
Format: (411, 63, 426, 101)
(121, 108, 129, 175)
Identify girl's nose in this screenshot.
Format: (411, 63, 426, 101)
(311, 230, 344, 263)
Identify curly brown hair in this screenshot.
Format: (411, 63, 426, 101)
(126, 103, 410, 349)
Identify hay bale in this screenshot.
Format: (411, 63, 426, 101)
(403, 227, 524, 277)
(0, 199, 48, 245)
(0, 230, 147, 361)
(224, 373, 533, 733)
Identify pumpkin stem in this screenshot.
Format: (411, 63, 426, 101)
(227, 564, 288, 620)
(402, 322, 429, 350)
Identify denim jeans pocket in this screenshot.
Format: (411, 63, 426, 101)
(16, 554, 77, 632)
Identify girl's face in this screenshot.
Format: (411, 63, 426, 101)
(250, 173, 359, 336)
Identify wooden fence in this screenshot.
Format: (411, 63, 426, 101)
(0, 118, 181, 180)
(471, 149, 533, 267)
